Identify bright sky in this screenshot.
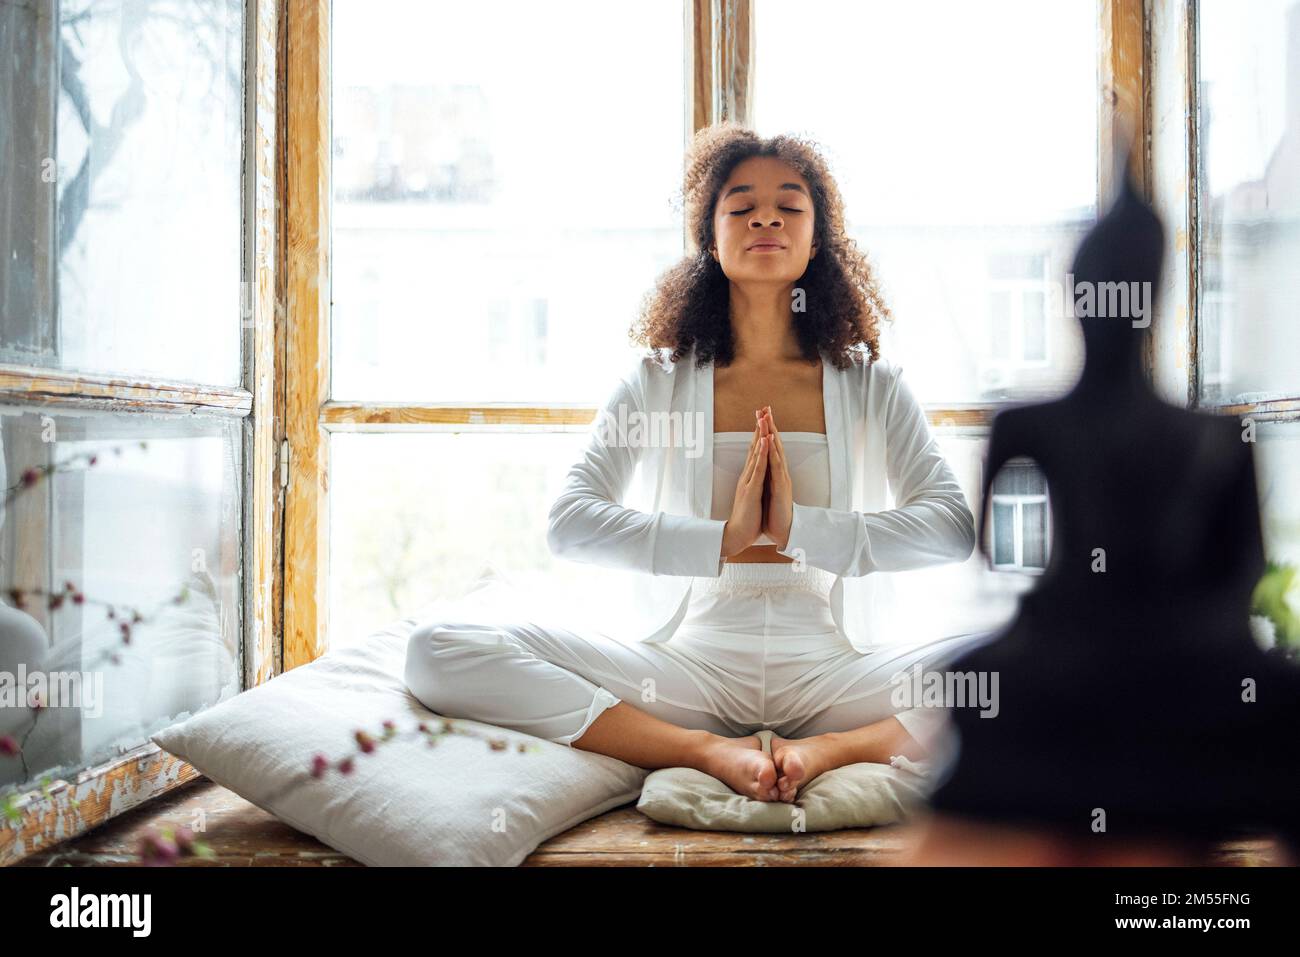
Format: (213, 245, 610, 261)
(333, 0, 1106, 227)
(1200, 0, 1295, 191)
(333, 0, 686, 226)
(753, 0, 1099, 225)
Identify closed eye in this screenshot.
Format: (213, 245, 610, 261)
(729, 207, 804, 215)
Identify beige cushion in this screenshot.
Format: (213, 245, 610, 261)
(636, 730, 936, 832)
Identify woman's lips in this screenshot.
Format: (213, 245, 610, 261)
(747, 243, 785, 252)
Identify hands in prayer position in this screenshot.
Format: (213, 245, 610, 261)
(719, 406, 793, 560)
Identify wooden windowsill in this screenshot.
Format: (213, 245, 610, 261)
(13, 776, 1289, 868)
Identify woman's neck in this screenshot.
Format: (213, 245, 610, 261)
(728, 281, 803, 362)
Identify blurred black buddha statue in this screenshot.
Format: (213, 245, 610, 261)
(923, 143, 1300, 856)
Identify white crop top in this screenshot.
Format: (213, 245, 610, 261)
(710, 431, 831, 545)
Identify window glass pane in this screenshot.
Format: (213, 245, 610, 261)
(0, 409, 242, 790)
(329, 431, 598, 648)
(753, 0, 1096, 403)
(1200, 292, 1227, 395)
(1255, 421, 1300, 566)
(0, 0, 244, 385)
(1021, 500, 1047, 568)
(891, 435, 1035, 644)
(1246, 421, 1300, 652)
(0, 0, 56, 348)
(1197, 0, 1300, 404)
(992, 501, 1015, 565)
(330, 0, 686, 403)
(992, 459, 1045, 496)
(989, 290, 1012, 359)
(333, 431, 1045, 651)
(1023, 290, 1047, 360)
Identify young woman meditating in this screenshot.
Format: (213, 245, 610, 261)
(405, 123, 991, 803)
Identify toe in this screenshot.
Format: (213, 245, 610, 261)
(752, 755, 778, 800)
(782, 751, 806, 789)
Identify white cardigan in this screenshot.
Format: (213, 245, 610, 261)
(546, 344, 976, 654)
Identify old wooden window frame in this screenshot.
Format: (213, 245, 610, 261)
(10, 0, 1260, 867)
(282, 0, 1159, 667)
(1150, 0, 1300, 427)
(0, 0, 281, 865)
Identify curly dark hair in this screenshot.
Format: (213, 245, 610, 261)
(628, 122, 892, 371)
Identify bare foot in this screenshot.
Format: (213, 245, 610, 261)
(698, 734, 780, 802)
(769, 733, 843, 803)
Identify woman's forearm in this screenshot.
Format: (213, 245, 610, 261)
(546, 363, 728, 577)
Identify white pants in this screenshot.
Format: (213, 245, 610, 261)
(404, 562, 993, 762)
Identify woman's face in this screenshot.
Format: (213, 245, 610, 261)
(710, 155, 817, 285)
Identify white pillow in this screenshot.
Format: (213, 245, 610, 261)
(151, 592, 648, 867)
